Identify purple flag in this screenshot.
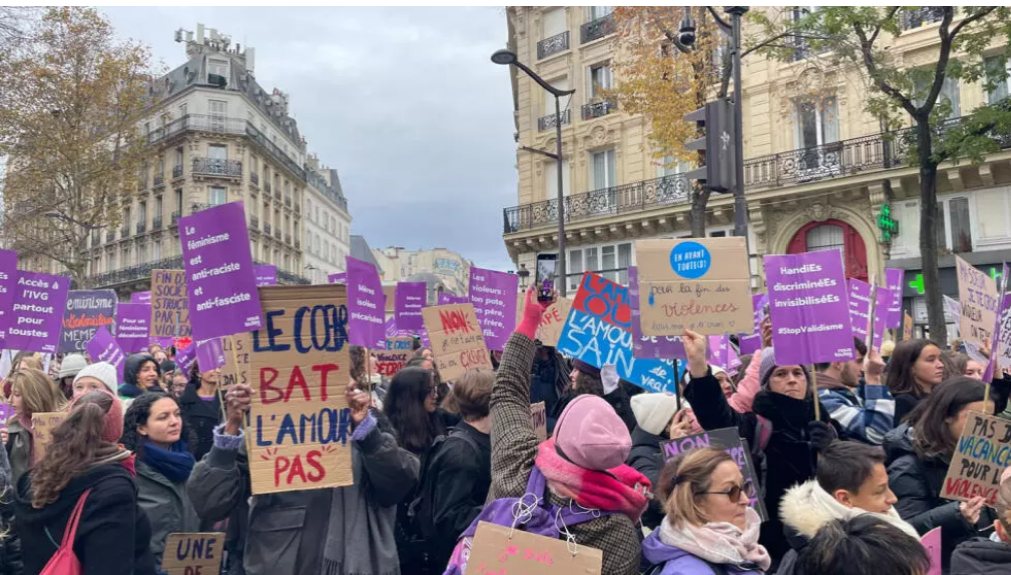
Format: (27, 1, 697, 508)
(469, 267, 519, 352)
(885, 269, 905, 329)
(3, 271, 70, 353)
(438, 292, 468, 305)
(85, 326, 126, 383)
(60, 290, 117, 353)
(254, 265, 278, 287)
(385, 317, 399, 337)
(752, 293, 768, 332)
(765, 251, 855, 365)
(179, 201, 264, 340)
(116, 303, 151, 354)
(629, 266, 686, 359)
(328, 272, 346, 285)
(131, 291, 151, 304)
(738, 333, 763, 356)
(175, 344, 196, 373)
(0, 404, 13, 429)
(347, 257, 386, 349)
(984, 263, 1009, 381)
(0, 250, 18, 343)
(849, 279, 888, 350)
(395, 282, 426, 333)
(195, 338, 226, 371)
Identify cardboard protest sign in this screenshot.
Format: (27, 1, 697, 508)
(196, 338, 226, 371)
(4, 271, 70, 353)
(944, 295, 962, 336)
(635, 238, 753, 336)
(328, 272, 346, 285)
(848, 279, 887, 350)
(395, 282, 426, 332)
(31, 412, 67, 462)
(421, 304, 491, 381)
(765, 251, 855, 365)
(60, 290, 117, 353)
(0, 250, 18, 343)
(376, 337, 413, 377)
(660, 427, 768, 520)
(85, 326, 125, 383)
(534, 297, 572, 348)
(152, 270, 191, 338)
(131, 291, 151, 304)
(531, 401, 547, 442)
(941, 411, 1011, 505)
(221, 333, 251, 387)
(346, 256, 386, 349)
(957, 255, 999, 353)
(254, 265, 278, 287)
(248, 285, 353, 495)
(921, 528, 941, 575)
(903, 312, 914, 341)
(467, 521, 603, 575)
(161, 532, 225, 575)
(116, 303, 152, 354)
(180, 202, 264, 341)
(629, 266, 686, 360)
(437, 292, 467, 305)
(469, 267, 519, 352)
(885, 269, 905, 329)
(558, 272, 676, 394)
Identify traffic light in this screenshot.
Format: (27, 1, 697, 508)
(684, 99, 736, 194)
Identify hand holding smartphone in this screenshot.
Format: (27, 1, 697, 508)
(536, 254, 558, 303)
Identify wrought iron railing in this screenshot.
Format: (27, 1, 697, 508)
(582, 99, 617, 121)
(581, 13, 614, 44)
(192, 157, 242, 177)
(538, 109, 571, 131)
(245, 123, 306, 180)
(152, 217, 163, 231)
(91, 255, 312, 289)
(900, 7, 946, 30)
(172, 164, 183, 179)
(538, 31, 570, 59)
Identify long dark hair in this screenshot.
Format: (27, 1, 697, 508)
(884, 339, 939, 398)
(121, 393, 189, 458)
(908, 377, 987, 459)
(30, 391, 112, 508)
(383, 367, 444, 454)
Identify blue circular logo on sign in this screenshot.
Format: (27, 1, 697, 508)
(670, 241, 711, 279)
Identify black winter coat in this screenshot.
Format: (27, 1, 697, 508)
(684, 369, 841, 564)
(893, 392, 922, 425)
(884, 424, 995, 571)
(14, 463, 157, 575)
(951, 537, 1011, 575)
(626, 426, 667, 530)
(530, 350, 568, 431)
(178, 385, 222, 462)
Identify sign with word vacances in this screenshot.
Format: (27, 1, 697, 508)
(466, 521, 603, 575)
(248, 286, 353, 495)
(422, 303, 491, 382)
(162, 532, 225, 575)
(941, 411, 1011, 505)
(660, 427, 768, 521)
(635, 238, 753, 336)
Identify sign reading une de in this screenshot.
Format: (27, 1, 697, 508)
(249, 285, 353, 495)
(4, 271, 70, 353)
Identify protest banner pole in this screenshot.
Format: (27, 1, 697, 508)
(811, 363, 820, 422)
(865, 274, 878, 353)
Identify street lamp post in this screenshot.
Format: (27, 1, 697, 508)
(492, 49, 576, 297)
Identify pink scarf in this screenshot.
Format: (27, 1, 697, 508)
(659, 507, 771, 571)
(533, 438, 651, 522)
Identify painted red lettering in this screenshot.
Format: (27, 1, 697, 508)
(260, 367, 282, 404)
(285, 366, 311, 402)
(312, 364, 339, 402)
(460, 348, 487, 369)
(274, 455, 290, 486)
(305, 450, 325, 482)
(439, 309, 472, 335)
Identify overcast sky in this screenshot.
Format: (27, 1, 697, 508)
(103, 6, 517, 271)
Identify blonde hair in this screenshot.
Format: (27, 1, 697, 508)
(656, 447, 734, 528)
(442, 369, 494, 420)
(9, 368, 66, 416)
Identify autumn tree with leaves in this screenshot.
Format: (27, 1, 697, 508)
(753, 6, 1011, 343)
(0, 7, 157, 285)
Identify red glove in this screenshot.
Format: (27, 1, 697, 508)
(516, 287, 551, 339)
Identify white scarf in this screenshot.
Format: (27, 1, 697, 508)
(793, 480, 920, 539)
(658, 507, 772, 571)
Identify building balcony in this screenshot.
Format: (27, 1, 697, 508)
(900, 7, 946, 30)
(172, 164, 183, 180)
(106, 230, 116, 242)
(274, 189, 282, 201)
(274, 229, 282, 240)
(192, 157, 242, 178)
(265, 181, 272, 194)
(136, 222, 146, 235)
(251, 171, 259, 186)
(153, 173, 164, 188)
(580, 13, 614, 44)
(171, 212, 180, 226)
(265, 222, 272, 235)
(152, 217, 163, 231)
(582, 99, 618, 121)
(538, 109, 571, 131)
(250, 215, 259, 230)
(284, 196, 292, 208)
(537, 30, 569, 59)
(285, 233, 292, 244)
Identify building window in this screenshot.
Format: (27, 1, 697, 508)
(138, 202, 146, 225)
(590, 148, 617, 190)
(179, 103, 187, 118)
(175, 147, 184, 168)
(914, 75, 961, 119)
(208, 58, 229, 82)
(545, 158, 571, 199)
(588, 6, 612, 20)
(806, 224, 845, 255)
(794, 96, 839, 150)
(656, 155, 691, 178)
(155, 197, 163, 218)
(209, 100, 228, 130)
(208, 144, 228, 160)
(587, 62, 612, 99)
(209, 186, 227, 206)
(986, 57, 1010, 104)
(937, 196, 973, 253)
(566, 241, 634, 289)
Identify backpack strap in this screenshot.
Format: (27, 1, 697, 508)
(61, 489, 92, 548)
(753, 415, 772, 453)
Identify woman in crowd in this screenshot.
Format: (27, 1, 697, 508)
(122, 394, 199, 567)
(15, 388, 156, 574)
(56, 354, 87, 400)
(683, 332, 841, 564)
(119, 353, 165, 408)
(151, 347, 169, 366)
(350, 345, 384, 410)
(187, 381, 420, 575)
(71, 362, 119, 398)
(642, 447, 769, 574)
(797, 516, 931, 575)
(484, 289, 650, 575)
(884, 340, 945, 423)
(628, 393, 693, 530)
(178, 360, 223, 461)
(6, 369, 67, 487)
(159, 359, 177, 389)
(169, 370, 188, 400)
(885, 377, 994, 569)
(946, 353, 985, 381)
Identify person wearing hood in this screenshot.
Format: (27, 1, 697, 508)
(5, 368, 67, 488)
(119, 353, 164, 408)
(121, 393, 200, 567)
(642, 446, 770, 574)
(884, 377, 994, 570)
(776, 441, 919, 575)
(628, 393, 694, 530)
(178, 360, 223, 461)
(56, 353, 87, 400)
(816, 338, 895, 445)
(951, 466, 1011, 574)
(72, 361, 120, 398)
(682, 330, 843, 565)
(529, 343, 569, 428)
(15, 388, 156, 574)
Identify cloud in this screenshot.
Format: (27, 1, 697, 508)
(102, 6, 517, 270)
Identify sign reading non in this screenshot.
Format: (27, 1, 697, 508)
(421, 303, 491, 381)
(152, 270, 191, 339)
(4, 271, 70, 353)
(60, 290, 117, 353)
(941, 411, 1011, 505)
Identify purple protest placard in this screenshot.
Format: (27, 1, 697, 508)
(130, 291, 151, 304)
(0, 404, 12, 428)
(347, 256, 386, 349)
(984, 263, 1009, 381)
(86, 326, 125, 383)
(849, 278, 888, 350)
(179, 201, 264, 341)
(629, 266, 686, 360)
(738, 333, 763, 356)
(195, 338, 226, 371)
(328, 272, 346, 285)
(469, 267, 519, 352)
(175, 344, 196, 373)
(254, 265, 278, 287)
(115, 303, 151, 354)
(0, 250, 18, 342)
(752, 293, 768, 331)
(885, 268, 905, 329)
(3, 271, 70, 353)
(438, 292, 468, 305)
(765, 251, 855, 365)
(395, 282, 427, 333)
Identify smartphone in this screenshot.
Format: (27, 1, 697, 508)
(535, 254, 558, 302)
